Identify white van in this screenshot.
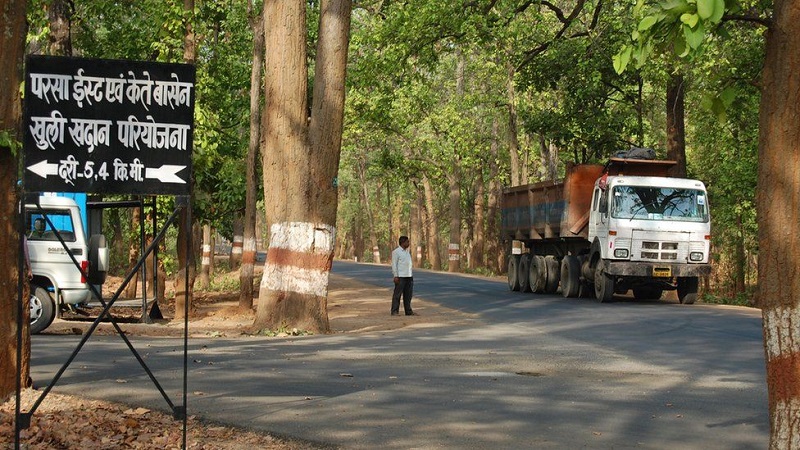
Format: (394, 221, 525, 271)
(26, 196, 108, 333)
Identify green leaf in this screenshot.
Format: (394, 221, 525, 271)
(683, 22, 705, 49)
(638, 15, 659, 31)
(613, 46, 633, 74)
(696, 0, 715, 19)
(720, 87, 737, 107)
(674, 34, 688, 57)
(710, 0, 725, 22)
(680, 13, 699, 28)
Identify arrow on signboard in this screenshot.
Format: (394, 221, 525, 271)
(146, 165, 187, 184)
(27, 160, 59, 179)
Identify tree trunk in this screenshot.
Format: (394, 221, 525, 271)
(447, 169, 461, 272)
(254, 0, 351, 333)
(486, 117, 503, 274)
(0, 0, 29, 402)
(422, 175, 441, 270)
(757, 3, 800, 447)
(47, 0, 72, 56)
(124, 206, 141, 299)
(666, 73, 687, 177)
(411, 192, 424, 268)
(199, 224, 212, 289)
(240, 0, 264, 311)
(230, 215, 243, 270)
(506, 60, 522, 186)
(175, 0, 197, 321)
(359, 158, 380, 263)
(470, 174, 486, 270)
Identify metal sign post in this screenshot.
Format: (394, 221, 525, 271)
(15, 55, 195, 449)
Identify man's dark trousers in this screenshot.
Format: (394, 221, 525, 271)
(391, 277, 413, 315)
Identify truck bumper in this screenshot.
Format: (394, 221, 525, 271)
(605, 261, 711, 278)
(60, 288, 91, 305)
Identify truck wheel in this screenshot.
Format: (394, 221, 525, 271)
(677, 277, 699, 304)
(30, 284, 55, 334)
(530, 255, 547, 293)
(560, 255, 581, 298)
(507, 255, 521, 291)
(544, 256, 560, 294)
(518, 254, 532, 292)
(594, 262, 614, 303)
(633, 288, 663, 300)
(88, 234, 108, 285)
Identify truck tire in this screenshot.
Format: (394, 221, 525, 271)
(30, 284, 55, 334)
(507, 255, 521, 291)
(530, 255, 547, 293)
(594, 261, 614, 303)
(544, 256, 560, 294)
(518, 254, 532, 292)
(633, 288, 663, 300)
(88, 234, 108, 285)
(677, 277, 699, 304)
(560, 255, 581, 298)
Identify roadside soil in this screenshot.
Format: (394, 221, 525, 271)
(1, 265, 479, 449)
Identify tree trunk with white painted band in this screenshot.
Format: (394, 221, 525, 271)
(255, 0, 351, 333)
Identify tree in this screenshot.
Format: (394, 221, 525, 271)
(239, 0, 264, 312)
(254, 0, 352, 333)
(0, 0, 29, 402)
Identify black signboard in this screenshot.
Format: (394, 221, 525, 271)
(23, 55, 195, 195)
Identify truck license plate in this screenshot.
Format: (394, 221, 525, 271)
(653, 266, 672, 277)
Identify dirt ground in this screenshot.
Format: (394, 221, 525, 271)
(1, 267, 478, 449)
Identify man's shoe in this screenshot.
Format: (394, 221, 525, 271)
(405, 311, 418, 316)
(391, 312, 399, 316)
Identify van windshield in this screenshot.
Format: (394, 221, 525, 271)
(611, 186, 709, 222)
(26, 209, 77, 242)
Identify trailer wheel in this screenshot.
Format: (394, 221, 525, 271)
(529, 255, 547, 293)
(518, 254, 532, 292)
(544, 256, 560, 294)
(507, 255, 521, 291)
(560, 255, 581, 298)
(594, 261, 614, 303)
(677, 277, 699, 304)
(30, 284, 55, 334)
(633, 288, 663, 300)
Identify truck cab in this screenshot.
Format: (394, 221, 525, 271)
(587, 161, 711, 303)
(26, 195, 108, 333)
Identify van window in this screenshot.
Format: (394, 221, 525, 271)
(26, 209, 76, 242)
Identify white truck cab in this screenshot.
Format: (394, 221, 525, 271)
(588, 173, 711, 303)
(26, 195, 107, 333)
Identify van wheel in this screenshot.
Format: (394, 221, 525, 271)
(507, 255, 521, 291)
(30, 284, 55, 334)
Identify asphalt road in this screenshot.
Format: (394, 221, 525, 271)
(30, 260, 768, 449)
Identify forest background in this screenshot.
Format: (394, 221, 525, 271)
(23, 0, 765, 307)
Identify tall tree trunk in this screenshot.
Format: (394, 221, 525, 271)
(758, 4, 800, 447)
(486, 117, 503, 274)
(506, 60, 522, 186)
(447, 169, 461, 272)
(470, 173, 486, 270)
(199, 224, 212, 289)
(0, 0, 29, 402)
(255, 0, 352, 333)
(47, 0, 72, 56)
(359, 158, 381, 263)
(230, 215, 243, 270)
(124, 206, 141, 299)
(175, 0, 197, 320)
(240, 0, 264, 311)
(411, 192, 424, 268)
(735, 214, 746, 295)
(422, 175, 441, 270)
(666, 73, 687, 177)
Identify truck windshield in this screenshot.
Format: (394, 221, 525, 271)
(611, 186, 708, 222)
(26, 209, 77, 242)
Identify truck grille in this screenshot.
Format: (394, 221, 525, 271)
(637, 241, 684, 261)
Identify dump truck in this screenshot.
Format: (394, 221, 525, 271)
(502, 157, 711, 303)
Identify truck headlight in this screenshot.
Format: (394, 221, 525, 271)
(690, 252, 704, 262)
(614, 249, 629, 258)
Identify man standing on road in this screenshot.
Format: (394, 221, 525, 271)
(391, 235, 416, 316)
